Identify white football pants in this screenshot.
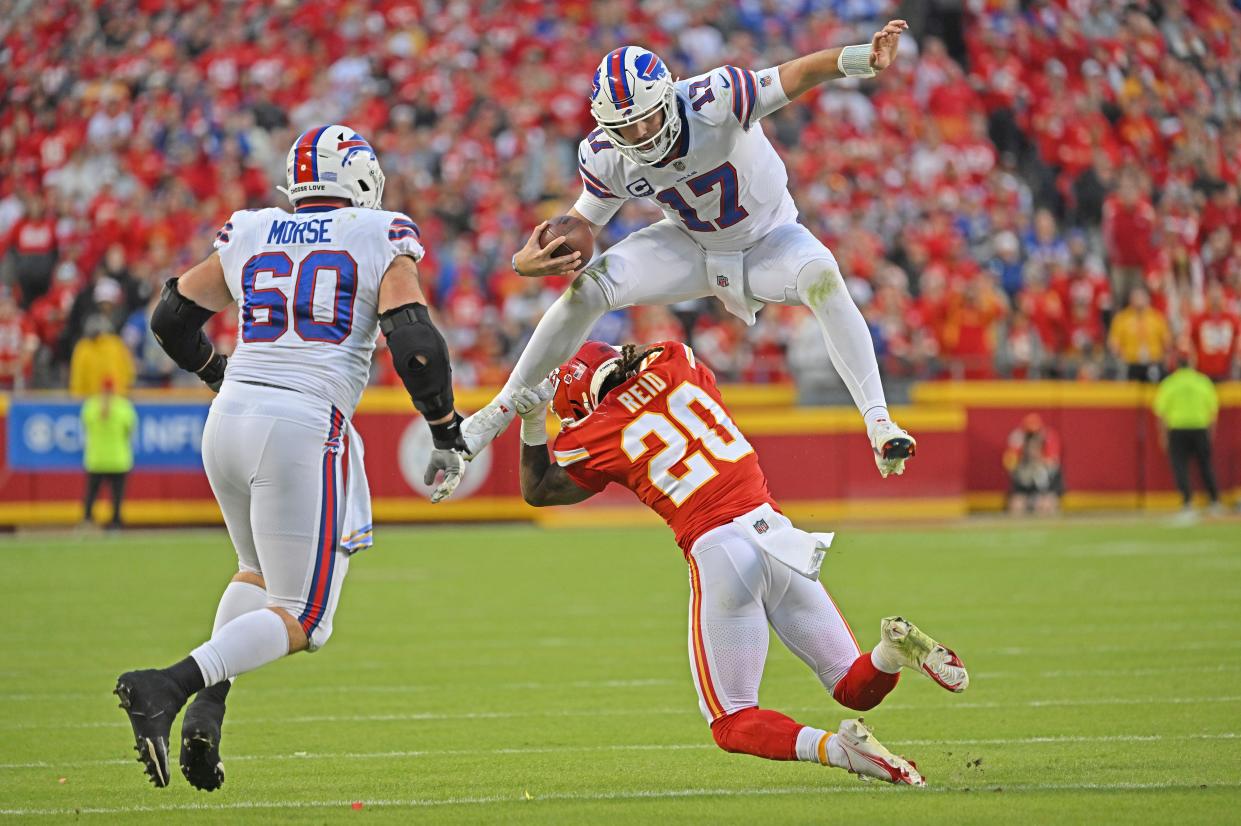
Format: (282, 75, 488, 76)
(502, 219, 887, 418)
(686, 521, 861, 723)
(202, 382, 356, 651)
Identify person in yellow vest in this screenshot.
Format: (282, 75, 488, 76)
(1153, 351, 1222, 519)
(81, 375, 137, 529)
(1108, 285, 1171, 382)
(69, 313, 135, 397)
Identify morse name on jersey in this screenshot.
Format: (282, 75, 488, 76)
(266, 218, 334, 245)
(614, 371, 669, 414)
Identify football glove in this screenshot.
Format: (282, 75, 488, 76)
(513, 380, 555, 446)
(424, 413, 469, 503)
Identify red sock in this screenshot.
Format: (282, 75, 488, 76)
(710, 707, 803, 761)
(832, 651, 900, 711)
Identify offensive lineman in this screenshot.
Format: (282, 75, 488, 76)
(114, 125, 467, 789)
(514, 341, 969, 784)
(459, 21, 916, 480)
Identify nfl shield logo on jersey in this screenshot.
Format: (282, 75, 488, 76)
(753, 519, 769, 535)
(716, 273, 730, 288)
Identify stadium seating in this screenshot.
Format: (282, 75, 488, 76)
(1, 0, 1238, 392)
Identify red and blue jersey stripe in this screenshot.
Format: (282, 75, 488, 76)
(723, 66, 759, 130)
(579, 164, 617, 199)
(298, 406, 345, 637)
(388, 216, 421, 241)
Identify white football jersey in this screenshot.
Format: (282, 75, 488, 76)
(212, 206, 424, 417)
(573, 65, 799, 252)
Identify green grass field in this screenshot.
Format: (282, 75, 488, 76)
(1, 519, 1239, 823)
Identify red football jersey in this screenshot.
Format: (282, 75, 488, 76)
(552, 342, 775, 554)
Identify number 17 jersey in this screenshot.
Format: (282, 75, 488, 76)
(213, 206, 424, 418)
(572, 65, 798, 252)
(551, 342, 776, 553)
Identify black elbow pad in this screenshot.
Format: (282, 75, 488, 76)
(380, 303, 456, 421)
(150, 278, 216, 374)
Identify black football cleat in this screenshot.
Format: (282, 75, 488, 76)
(114, 669, 189, 788)
(179, 684, 229, 791)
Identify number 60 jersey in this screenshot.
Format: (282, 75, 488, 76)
(551, 342, 777, 554)
(573, 65, 798, 252)
(213, 206, 424, 418)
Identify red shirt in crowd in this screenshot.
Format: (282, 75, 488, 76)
(1190, 310, 1239, 379)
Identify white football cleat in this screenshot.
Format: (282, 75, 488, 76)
(869, 419, 916, 478)
(459, 394, 517, 458)
(828, 719, 925, 786)
(877, 616, 969, 693)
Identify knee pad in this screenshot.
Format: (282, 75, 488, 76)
(794, 259, 847, 310)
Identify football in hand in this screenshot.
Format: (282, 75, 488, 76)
(539, 215, 593, 271)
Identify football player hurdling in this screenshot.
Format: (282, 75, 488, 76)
(114, 125, 468, 790)
(513, 341, 969, 785)
(457, 20, 915, 479)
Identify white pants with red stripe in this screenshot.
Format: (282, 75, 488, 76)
(202, 382, 360, 652)
(686, 521, 861, 723)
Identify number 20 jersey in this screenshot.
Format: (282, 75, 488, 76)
(551, 342, 777, 553)
(572, 65, 799, 252)
(213, 207, 424, 417)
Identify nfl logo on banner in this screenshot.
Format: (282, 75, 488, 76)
(753, 519, 769, 535)
(716, 274, 730, 287)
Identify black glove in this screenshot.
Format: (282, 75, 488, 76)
(196, 353, 227, 393)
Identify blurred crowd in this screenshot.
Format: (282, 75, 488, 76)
(2, 0, 1240, 397)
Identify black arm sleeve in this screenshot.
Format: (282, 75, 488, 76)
(150, 278, 225, 388)
(380, 302, 456, 423)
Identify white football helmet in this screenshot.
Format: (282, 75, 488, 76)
(589, 46, 680, 166)
(279, 124, 385, 209)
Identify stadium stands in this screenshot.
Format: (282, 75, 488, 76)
(1, 0, 1238, 393)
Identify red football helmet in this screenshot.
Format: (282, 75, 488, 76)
(550, 340, 622, 425)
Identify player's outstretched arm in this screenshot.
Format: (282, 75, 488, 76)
(777, 18, 908, 101)
(512, 380, 596, 506)
(378, 255, 468, 502)
(149, 252, 232, 392)
(519, 442, 596, 507)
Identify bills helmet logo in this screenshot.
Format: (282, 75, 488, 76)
(634, 52, 667, 82)
(337, 135, 376, 165)
(753, 519, 769, 535)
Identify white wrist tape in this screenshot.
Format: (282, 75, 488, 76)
(837, 44, 876, 78)
(520, 414, 548, 446)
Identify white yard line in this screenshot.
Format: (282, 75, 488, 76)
(2, 733, 1236, 771)
(0, 678, 677, 703)
(3, 780, 1239, 816)
(6, 694, 1239, 733)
